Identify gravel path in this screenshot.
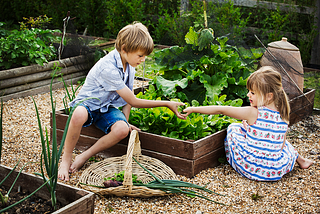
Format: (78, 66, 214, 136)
(1, 84, 319, 213)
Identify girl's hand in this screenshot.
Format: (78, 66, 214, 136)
(182, 107, 193, 117)
(242, 120, 248, 130)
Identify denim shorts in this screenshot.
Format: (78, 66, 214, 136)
(80, 104, 128, 134)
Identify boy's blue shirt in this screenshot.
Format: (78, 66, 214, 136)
(69, 49, 135, 112)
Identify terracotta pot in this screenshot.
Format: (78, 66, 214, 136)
(259, 37, 304, 99)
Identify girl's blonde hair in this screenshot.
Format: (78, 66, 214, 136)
(115, 22, 154, 55)
(247, 66, 290, 124)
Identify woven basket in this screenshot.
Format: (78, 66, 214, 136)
(79, 130, 178, 197)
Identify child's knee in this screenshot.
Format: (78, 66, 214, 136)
(70, 106, 88, 125)
(111, 121, 130, 139)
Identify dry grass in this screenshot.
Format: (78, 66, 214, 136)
(1, 84, 319, 213)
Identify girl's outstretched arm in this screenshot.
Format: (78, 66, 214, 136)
(183, 105, 258, 125)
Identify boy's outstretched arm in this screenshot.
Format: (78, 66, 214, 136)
(117, 86, 186, 120)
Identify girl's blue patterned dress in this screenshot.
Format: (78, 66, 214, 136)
(224, 106, 298, 181)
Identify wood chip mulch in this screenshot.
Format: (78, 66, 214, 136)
(1, 84, 319, 213)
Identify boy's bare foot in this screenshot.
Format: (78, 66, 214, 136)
(58, 160, 72, 181)
(58, 153, 74, 181)
(69, 153, 88, 173)
(297, 156, 314, 169)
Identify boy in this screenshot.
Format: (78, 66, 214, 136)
(58, 22, 185, 181)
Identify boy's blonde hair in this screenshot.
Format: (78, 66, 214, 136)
(247, 66, 290, 124)
(115, 22, 154, 55)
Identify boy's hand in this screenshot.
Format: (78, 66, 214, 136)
(168, 102, 187, 120)
(129, 124, 141, 132)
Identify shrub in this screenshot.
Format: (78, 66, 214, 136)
(0, 28, 60, 70)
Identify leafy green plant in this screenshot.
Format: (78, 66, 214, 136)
(0, 160, 52, 213)
(129, 85, 241, 141)
(129, 26, 259, 141)
(19, 15, 52, 30)
(0, 28, 60, 70)
(152, 27, 260, 102)
(251, 187, 264, 201)
(102, 171, 143, 187)
(0, 177, 51, 213)
(0, 22, 9, 38)
(132, 157, 227, 205)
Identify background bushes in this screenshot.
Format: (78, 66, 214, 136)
(0, 0, 317, 65)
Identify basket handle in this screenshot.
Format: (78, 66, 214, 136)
(122, 130, 141, 192)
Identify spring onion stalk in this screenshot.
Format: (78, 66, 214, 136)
(33, 67, 99, 210)
(59, 71, 84, 115)
(132, 157, 228, 205)
(81, 157, 228, 205)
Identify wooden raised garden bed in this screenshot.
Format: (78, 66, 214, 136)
(0, 54, 94, 102)
(0, 164, 95, 213)
(51, 88, 315, 178)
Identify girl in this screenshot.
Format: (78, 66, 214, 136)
(183, 66, 313, 181)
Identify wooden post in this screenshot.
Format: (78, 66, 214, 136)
(180, 0, 189, 15)
(310, 0, 320, 66)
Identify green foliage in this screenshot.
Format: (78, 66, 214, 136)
(129, 85, 241, 141)
(19, 15, 52, 30)
(304, 71, 320, 109)
(0, 0, 315, 65)
(129, 28, 258, 141)
(101, 0, 146, 38)
(0, 22, 9, 38)
(153, 27, 258, 102)
(241, 2, 317, 64)
(0, 28, 60, 70)
(104, 171, 142, 184)
(132, 156, 228, 205)
(153, 10, 193, 46)
(0, 163, 51, 213)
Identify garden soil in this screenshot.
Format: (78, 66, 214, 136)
(0, 186, 62, 213)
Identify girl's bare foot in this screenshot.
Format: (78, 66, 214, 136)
(297, 156, 314, 169)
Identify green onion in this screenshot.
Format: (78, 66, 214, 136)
(132, 157, 229, 205)
(81, 157, 229, 206)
